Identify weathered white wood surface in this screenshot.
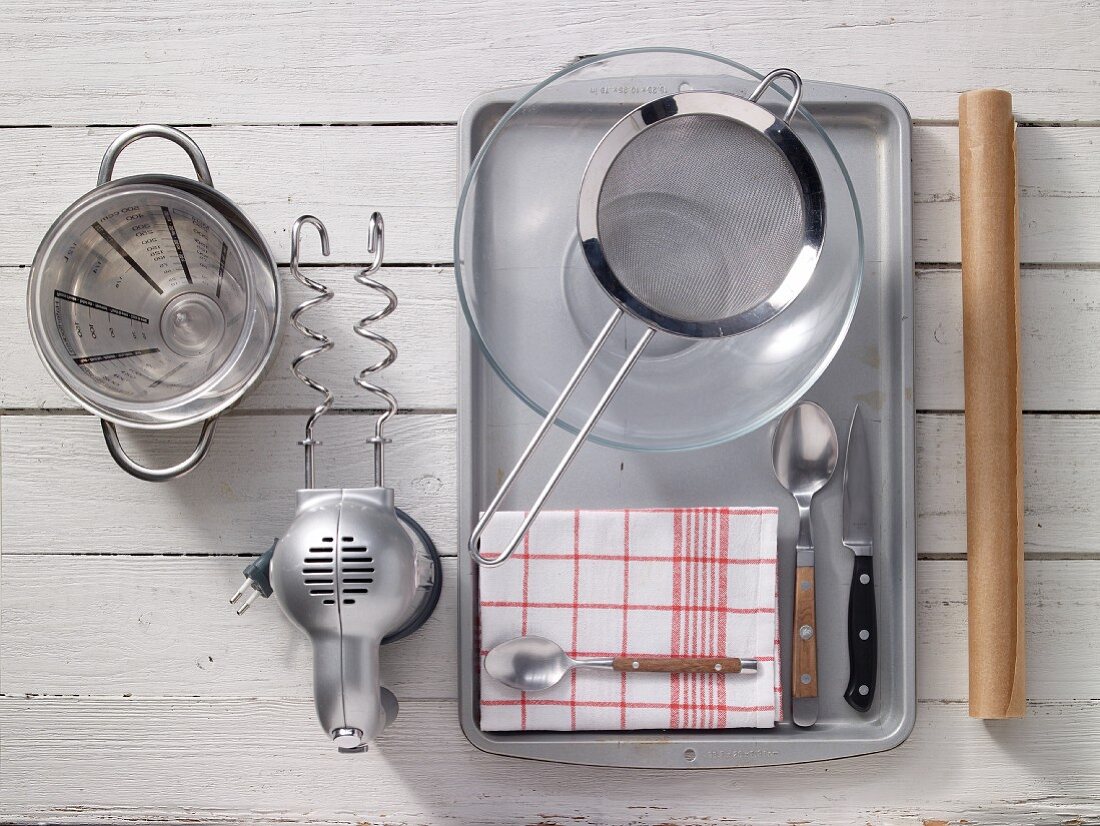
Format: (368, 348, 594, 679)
(0, 128, 455, 266)
(915, 414, 1100, 556)
(8, 266, 1100, 412)
(2, 2, 1098, 824)
(2, 0, 1098, 124)
(4, 412, 1098, 557)
(1, 414, 458, 554)
(1, 267, 458, 412)
(2, 698, 1097, 826)
(2, 126, 1097, 267)
(2, 558, 1096, 703)
(915, 268, 1100, 412)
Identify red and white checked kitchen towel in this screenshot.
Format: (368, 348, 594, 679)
(478, 508, 781, 731)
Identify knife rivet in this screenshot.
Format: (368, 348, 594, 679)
(799, 624, 813, 641)
(858, 685, 870, 696)
(714, 663, 723, 672)
(632, 661, 640, 670)
(859, 629, 870, 641)
(800, 673, 811, 685)
(859, 573, 870, 585)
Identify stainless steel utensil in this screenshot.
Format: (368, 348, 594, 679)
(772, 400, 838, 727)
(233, 215, 441, 753)
(842, 404, 877, 711)
(469, 68, 827, 568)
(485, 635, 757, 692)
(27, 124, 281, 481)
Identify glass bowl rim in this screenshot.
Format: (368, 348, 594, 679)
(454, 45, 865, 452)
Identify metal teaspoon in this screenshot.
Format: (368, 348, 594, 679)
(485, 636, 758, 692)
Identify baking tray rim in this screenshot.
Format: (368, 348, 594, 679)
(455, 77, 915, 769)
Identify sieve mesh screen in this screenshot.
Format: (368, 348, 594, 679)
(596, 113, 806, 323)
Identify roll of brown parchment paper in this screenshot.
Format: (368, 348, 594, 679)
(959, 89, 1026, 719)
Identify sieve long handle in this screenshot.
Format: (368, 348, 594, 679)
(468, 310, 654, 567)
(101, 418, 218, 482)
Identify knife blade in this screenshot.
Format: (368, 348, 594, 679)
(842, 404, 877, 711)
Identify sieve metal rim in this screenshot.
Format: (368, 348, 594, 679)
(577, 90, 826, 339)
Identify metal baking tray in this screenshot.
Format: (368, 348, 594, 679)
(457, 78, 914, 768)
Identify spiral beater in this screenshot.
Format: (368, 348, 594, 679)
(289, 216, 334, 488)
(354, 213, 398, 486)
(289, 212, 396, 485)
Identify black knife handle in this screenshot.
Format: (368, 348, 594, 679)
(844, 554, 877, 711)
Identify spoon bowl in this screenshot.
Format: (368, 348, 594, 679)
(771, 401, 840, 495)
(485, 635, 577, 692)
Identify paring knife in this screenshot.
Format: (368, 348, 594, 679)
(842, 404, 877, 711)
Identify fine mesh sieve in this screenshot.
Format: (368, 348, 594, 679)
(470, 68, 826, 567)
(595, 113, 806, 325)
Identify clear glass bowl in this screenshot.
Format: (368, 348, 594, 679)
(455, 47, 863, 452)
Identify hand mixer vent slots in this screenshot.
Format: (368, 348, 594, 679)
(302, 541, 335, 602)
(339, 541, 375, 599)
(229, 211, 442, 753)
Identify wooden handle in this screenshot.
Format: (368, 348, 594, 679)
(612, 656, 746, 674)
(791, 565, 818, 699)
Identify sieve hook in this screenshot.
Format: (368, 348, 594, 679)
(749, 68, 803, 124)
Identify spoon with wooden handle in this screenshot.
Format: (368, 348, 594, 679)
(771, 400, 839, 728)
(485, 635, 757, 692)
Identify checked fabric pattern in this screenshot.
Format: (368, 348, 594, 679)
(478, 508, 781, 731)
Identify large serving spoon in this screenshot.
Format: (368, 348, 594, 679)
(771, 400, 839, 728)
(484, 636, 757, 692)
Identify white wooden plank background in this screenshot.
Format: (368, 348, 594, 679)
(2, 0, 1098, 123)
(1, 126, 1097, 268)
(2, 559, 1095, 702)
(2, 2, 1099, 825)
(3, 699, 1097, 825)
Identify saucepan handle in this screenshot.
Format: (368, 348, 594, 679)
(98, 124, 214, 186)
(101, 417, 218, 482)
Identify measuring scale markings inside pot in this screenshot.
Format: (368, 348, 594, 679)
(28, 125, 281, 480)
(46, 190, 249, 403)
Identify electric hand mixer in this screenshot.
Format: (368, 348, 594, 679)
(230, 214, 441, 752)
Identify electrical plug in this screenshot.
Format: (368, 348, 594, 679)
(229, 539, 278, 615)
